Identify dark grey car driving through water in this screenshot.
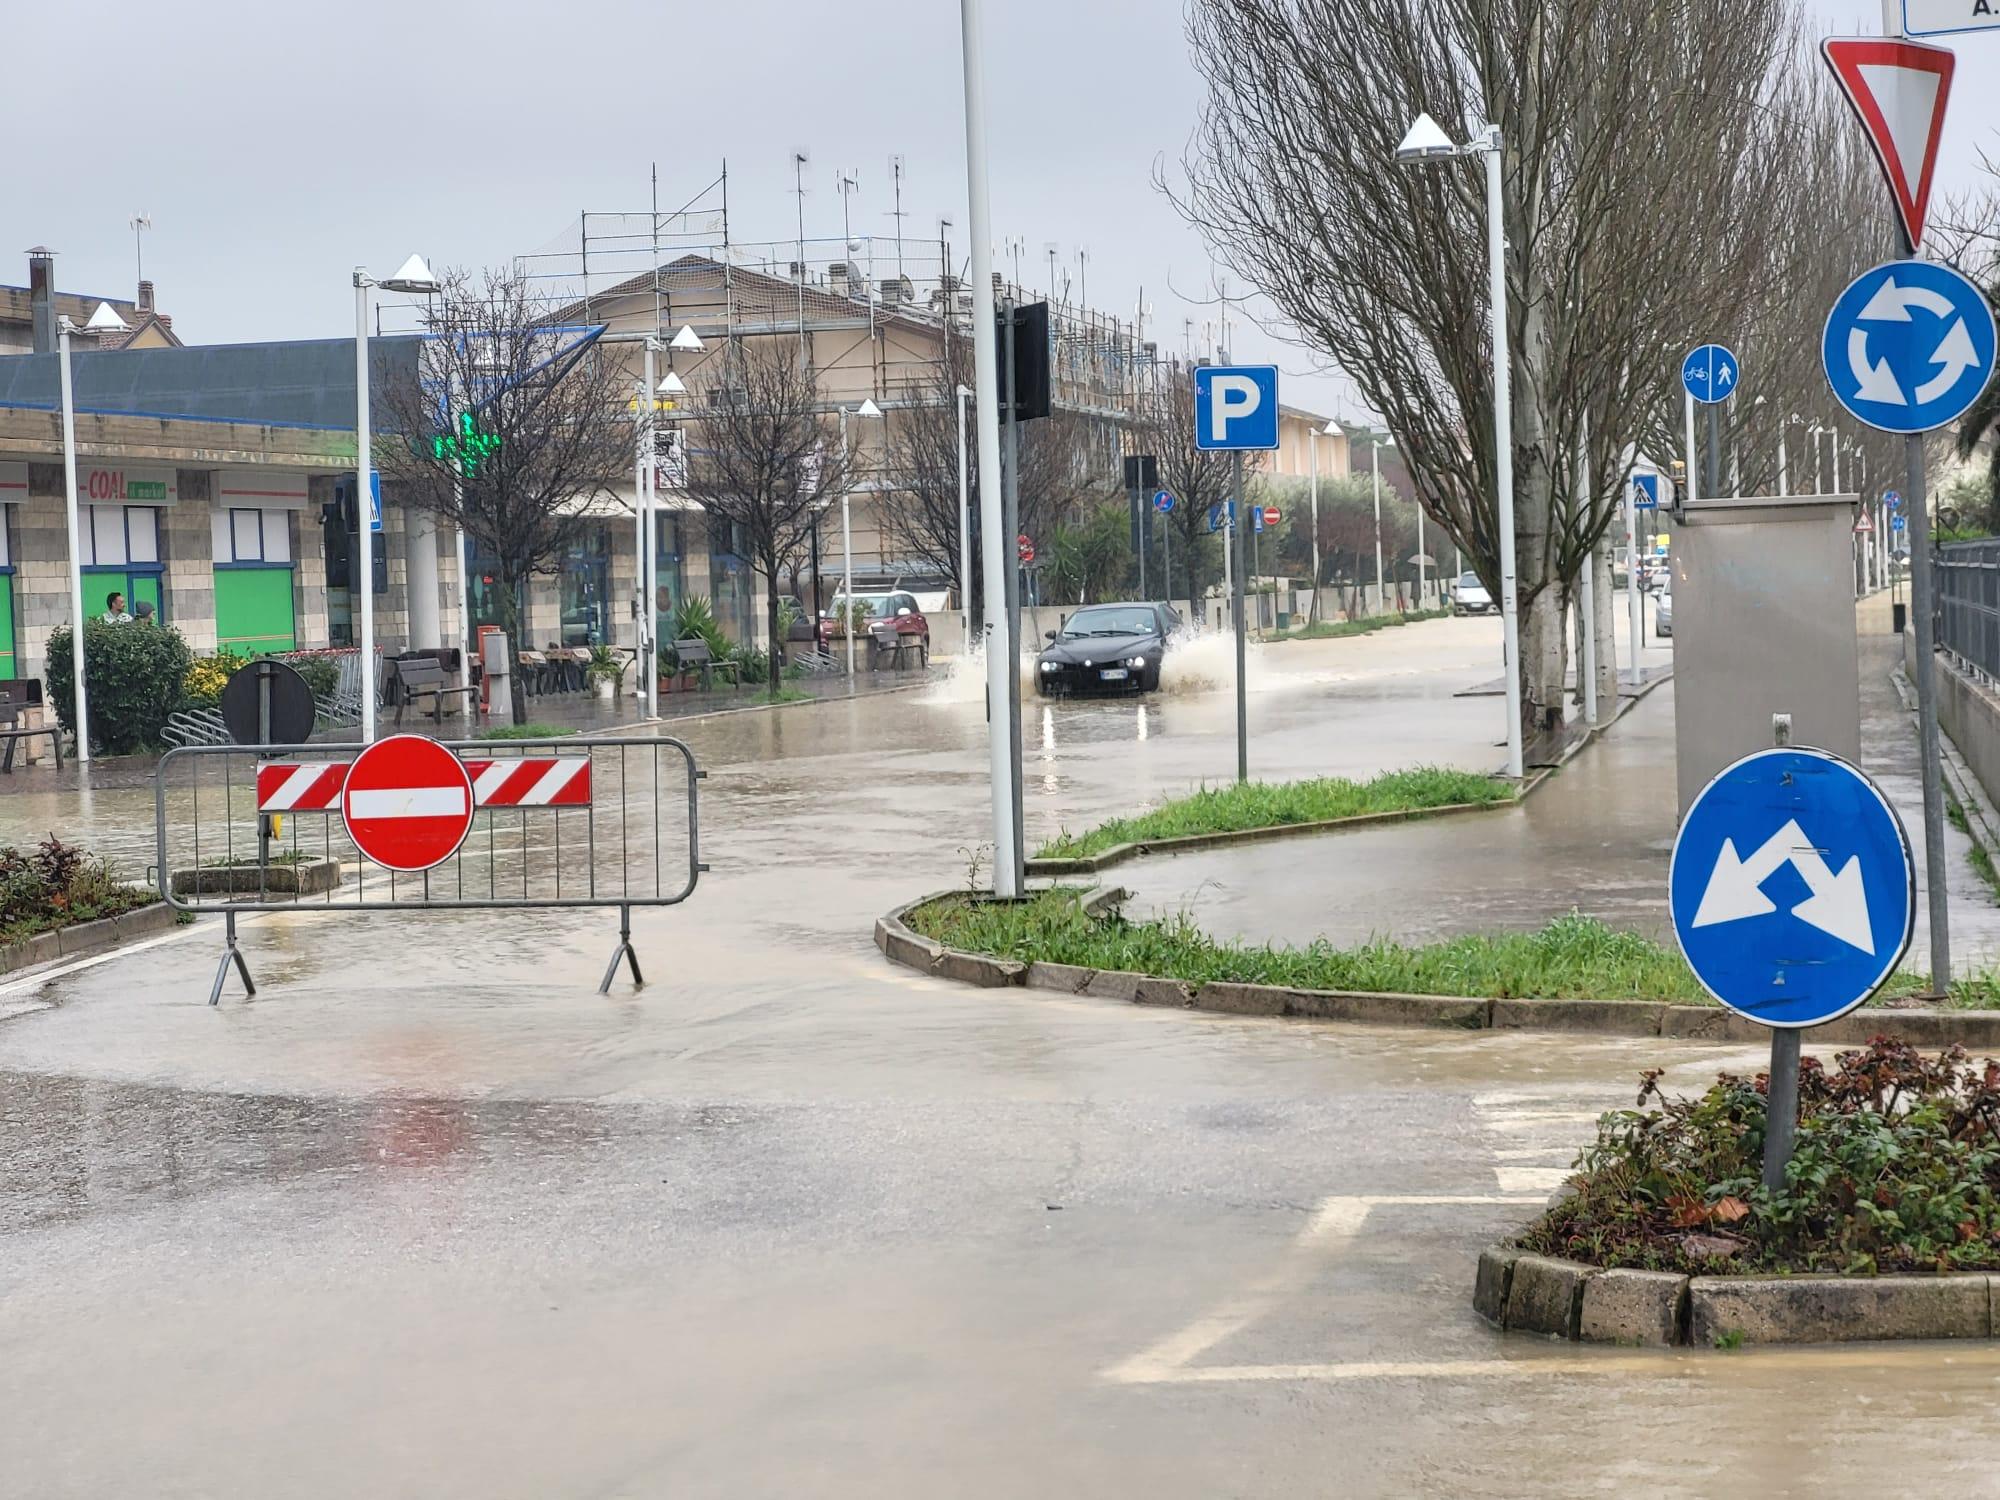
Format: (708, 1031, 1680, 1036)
(1034, 601, 1183, 696)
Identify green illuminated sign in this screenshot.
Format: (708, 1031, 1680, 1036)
(432, 410, 501, 477)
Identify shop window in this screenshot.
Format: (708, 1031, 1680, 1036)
(212, 507, 292, 565)
(81, 505, 159, 566)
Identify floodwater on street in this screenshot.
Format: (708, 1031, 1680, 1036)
(6, 598, 1999, 1497)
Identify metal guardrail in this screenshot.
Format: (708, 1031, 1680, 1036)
(1936, 539, 1999, 683)
(155, 734, 703, 1002)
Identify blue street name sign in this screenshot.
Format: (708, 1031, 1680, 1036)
(1207, 501, 1235, 534)
(1681, 343, 1740, 405)
(1670, 747, 1915, 1028)
(1193, 365, 1281, 451)
(1154, 489, 1174, 513)
(1823, 260, 1998, 435)
(1632, 474, 1661, 511)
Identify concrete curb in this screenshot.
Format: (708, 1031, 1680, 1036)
(875, 894, 2000, 1046)
(0, 899, 180, 976)
(1475, 1244, 2000, 1347)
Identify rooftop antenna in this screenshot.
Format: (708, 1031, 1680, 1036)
(888, 154, 907, 278)
(1077, 245, 1088, 313)
(792, 146, 810, 349)
(836, 167, 859, 254)
(1044, 241, 1059, 303)
(1003, 235, 1024, 293)
(129, 213, 151, 287)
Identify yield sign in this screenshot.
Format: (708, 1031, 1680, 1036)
(341, 733, 474, 872)
(1822, 38, 1955, 254)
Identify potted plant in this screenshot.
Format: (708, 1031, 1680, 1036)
(585, 644, 622, 700)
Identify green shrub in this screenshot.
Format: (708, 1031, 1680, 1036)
(0, 834, 152, 942)
(45, 619, 194, 754)
(287, 656, 341, 700)
(1521, 1039, 2000, 1275)
(669, 595, 731, 665)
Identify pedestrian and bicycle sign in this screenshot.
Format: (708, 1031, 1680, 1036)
(1821, 260, 1997, 434)
(1670, 747, 1915, 1028)
(1192, 364, 1280, 451)
(1681, 344, 1739, 405)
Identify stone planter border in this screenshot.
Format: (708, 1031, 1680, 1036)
(1476, 1245, 2000, 1347)
(170, 858, 342, 898)
(875, 892, 2000, 1047)
(0, 899, 181, 977)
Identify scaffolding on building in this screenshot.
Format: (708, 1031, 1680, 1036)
(510, 163, 1166, 444)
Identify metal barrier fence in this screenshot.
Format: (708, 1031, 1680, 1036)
(1936, 539, 1999, 683)
(155, 735, 702, 1003)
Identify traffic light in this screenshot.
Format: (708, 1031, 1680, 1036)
(996, 301, 1051, 421)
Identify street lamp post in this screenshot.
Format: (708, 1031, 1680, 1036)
(956, 382, 972, 657)
(1370, 432, 1388, 616)
(1309, 420, 1334, 623)
(960, 0, 1019, 897)
(56, 316, 89, 764)
(353, 254, 441, 744)
(838, 398, 883, 677)
(1396, 115, 1522, 778)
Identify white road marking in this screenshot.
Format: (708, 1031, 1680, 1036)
(1102, 1194, 1539, 1387)
(1495, 1166, 1574, 1194)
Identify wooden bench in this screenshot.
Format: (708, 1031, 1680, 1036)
(671, 638, 741, 691)
(0, 701, 60, 772)
(393, 657, 476, 725)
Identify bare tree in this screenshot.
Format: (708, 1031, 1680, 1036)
(1175, 0, 1892, 745)
(877, 337, 1125, 626)
(683, 339, 852, 696)
(377, 267, 629, 723)
(1144, 367, 1235, 617)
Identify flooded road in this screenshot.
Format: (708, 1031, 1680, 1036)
(8, 602, 1996, 1497)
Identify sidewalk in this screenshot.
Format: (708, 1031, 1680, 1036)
(1124, 593, 2000, 976)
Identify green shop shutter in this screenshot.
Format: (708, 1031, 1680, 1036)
(214, 568, 296, 654)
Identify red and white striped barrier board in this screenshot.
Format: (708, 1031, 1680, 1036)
(255, 755, 590, 813)
(463, 756, 592, 808)
(256, 762, 348, 812)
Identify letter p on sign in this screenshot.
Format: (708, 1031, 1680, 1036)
(1193, 364, 1281, 451)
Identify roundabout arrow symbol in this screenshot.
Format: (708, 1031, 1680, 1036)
(1847, 328, 1906, 405)
(1857, 275, 1956, 322)
(1913, 316, 1979, 406)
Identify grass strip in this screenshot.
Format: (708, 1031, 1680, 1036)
(477, 722, 578, 740)
(904, 889, 2000, 1010)
(1035, 765, 1510, 860)
(1274, 607, 1454, 643)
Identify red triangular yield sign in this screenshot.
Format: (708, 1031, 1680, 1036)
(1822, 38, 1955, 254)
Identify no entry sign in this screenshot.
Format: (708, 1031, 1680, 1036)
(341, 733, 475, 872)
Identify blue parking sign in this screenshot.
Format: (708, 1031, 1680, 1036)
(1193, 365, 1280, 451)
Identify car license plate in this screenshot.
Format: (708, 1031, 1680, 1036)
(1099, 668, 1128, 681)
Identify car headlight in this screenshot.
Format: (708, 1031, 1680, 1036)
(1127, 657, 1147, 669)
(1040, 661, 1057, 672)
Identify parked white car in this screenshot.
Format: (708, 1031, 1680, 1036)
(1453, 571, 1494, 616)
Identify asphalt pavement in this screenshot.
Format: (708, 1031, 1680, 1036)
(4, 601, 1995, 1497)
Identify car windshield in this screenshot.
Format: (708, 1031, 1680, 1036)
(1060, 606, 1158, 639)
(831, 595, 895, 618)
(1458, 572, 1484, 590)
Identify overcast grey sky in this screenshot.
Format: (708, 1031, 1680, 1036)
(10, 0, 1996, 419)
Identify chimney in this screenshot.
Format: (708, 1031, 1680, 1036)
(137, 279, 155, 314)
(27, 247, 55, 354)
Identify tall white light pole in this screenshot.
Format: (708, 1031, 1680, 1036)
(1624, 461, 1642, 687)
(1396, 115, 1522, 777)
(353, 254, 440, 744)
(1370, 432, 1388, 615)
(960, 0, 1019, 896)
(1310, 419, 1334, 622)
(956, 382, 973, 657)
(838, 399, 883, 677)
(638, 338, 658, 718)
(57, 317, 89, 764)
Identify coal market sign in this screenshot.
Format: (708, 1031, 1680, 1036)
(82, 466, 176, 504)
(1901, 0, 2000, 37)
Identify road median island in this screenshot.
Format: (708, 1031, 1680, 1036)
(877, 888, 2000, 1046)
(1027, 766, 1519, 876)
(1479, 1040, 2000, 1347)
